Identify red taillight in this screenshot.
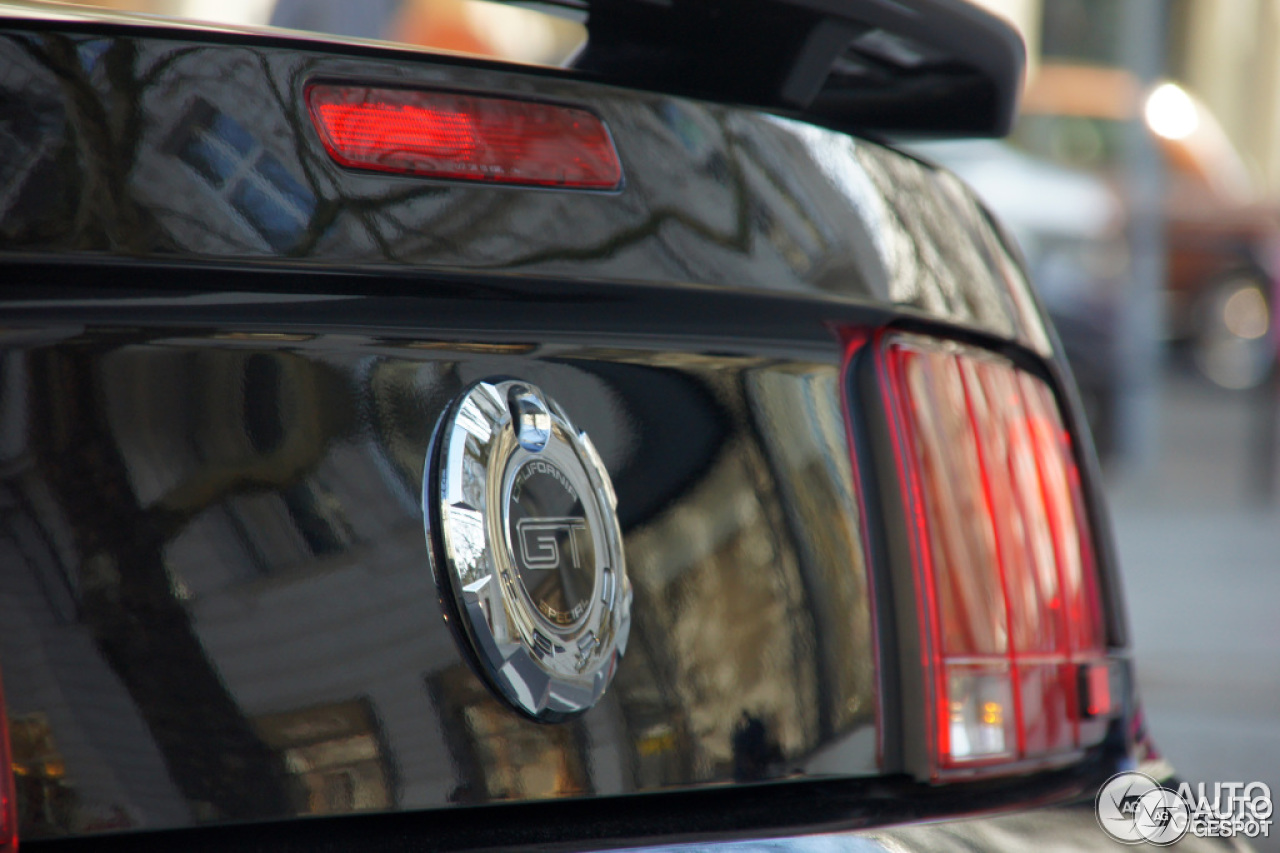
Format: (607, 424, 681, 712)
(306, 85, 623, 189)
(879, 334, 1111, 776)
(0, 672, 16, 851)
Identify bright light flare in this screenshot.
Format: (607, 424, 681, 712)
(1224, 285, 1269, 340)
(1145, 82, 1200, 140)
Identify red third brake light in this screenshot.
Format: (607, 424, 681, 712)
(878, 334, 1112, 777)
(307, 85, 623, 189)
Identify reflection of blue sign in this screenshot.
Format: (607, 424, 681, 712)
(516, 517, 587, 570)
(174, 99, 316, 252)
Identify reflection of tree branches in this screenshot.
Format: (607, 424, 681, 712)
(362, 204, 420, 248)
(146, 203, 262, 254)
(726, 120, 832, 258)
(237, 50, 526, 262)
(6, 34, 200, 252)
(262, 76, 834, 273)
(27, 346, 293, 823)
(736, 369, 833, 744)
(263, 77, 834, 271)
(258, 54, 348, 258)
(257, 54, 506, 262)
(475, 142, 750, 269)
(478, 203, 739, 269)
(5, 27, 850, 282)
(148, 352, 356, 526)
(464, 111, 791, 270)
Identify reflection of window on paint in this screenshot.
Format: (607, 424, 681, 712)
(9, 713, 83, 838)
(428, 666, 591, 804)
(252, 699, 392, 816)
(75, 38, 111, 75)
(240, 352, 353, 559)
(174, 99, 316, 252)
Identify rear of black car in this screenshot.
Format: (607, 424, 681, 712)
(0, 1, 1217, 849)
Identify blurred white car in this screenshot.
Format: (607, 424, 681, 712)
(911, 139, 1128, 455)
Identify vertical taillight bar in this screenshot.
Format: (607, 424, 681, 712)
(885, 345, 1016, 765)
(0, 672, 16, 851)
(878, 334, 1112, 777)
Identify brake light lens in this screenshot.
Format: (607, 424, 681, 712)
(879, 335, 1111, 775)
(0, 672, 16, 851)
(307, 85, 623, 189)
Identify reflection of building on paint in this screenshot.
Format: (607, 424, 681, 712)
(429, 666, 591, 803)
(253, 700, 393, 815)
(9, 714, 78, 836)
(1, 332, 876, 836)
(613, 363, 874, 781)
(169, 99, 317, 254)
(0, 502, 194, 837)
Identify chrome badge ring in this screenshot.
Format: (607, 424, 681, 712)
(425, 379, 631, 721)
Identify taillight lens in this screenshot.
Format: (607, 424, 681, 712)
(307, 85, 623, 189)
(879, 335, 1111, 775)
(0, 672, 16, 851)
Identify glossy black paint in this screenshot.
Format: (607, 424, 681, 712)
(576, 0, 1026, 137)
(0, 12, 1140, 851)
(0, 19, 1049, 354)
(16, 757, 1127, 853)
(0, 282, 885, 836)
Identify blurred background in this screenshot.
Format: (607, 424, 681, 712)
(963, 7, 1280, 851)
(29, 0, 1280, 841)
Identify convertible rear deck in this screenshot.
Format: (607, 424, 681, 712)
(0, 4, 1183, 850)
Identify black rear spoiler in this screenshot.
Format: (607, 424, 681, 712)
(0, 0, 1022, 139)
(572, 0, 1025, 138)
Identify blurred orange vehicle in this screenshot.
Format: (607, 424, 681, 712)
(1012, 62, 1280, 389)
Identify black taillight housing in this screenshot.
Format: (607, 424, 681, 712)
(868, 333, 1114, 779)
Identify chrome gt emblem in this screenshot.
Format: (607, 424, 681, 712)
(425, 379, 631, 721)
